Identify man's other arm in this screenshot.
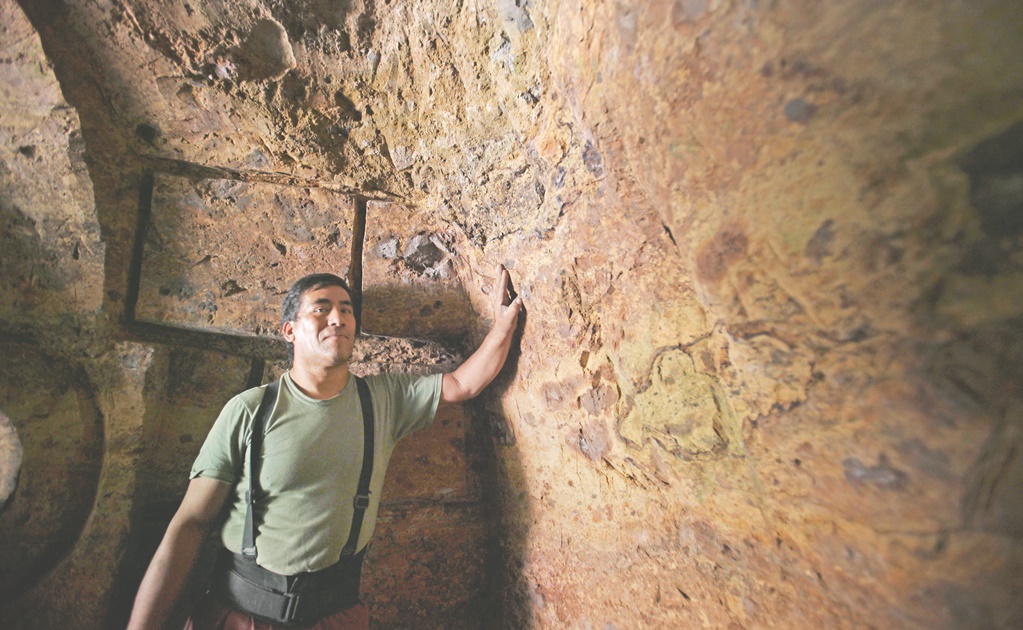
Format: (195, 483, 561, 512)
(442, 264, 524, 403)
(127, 477, 230, 630)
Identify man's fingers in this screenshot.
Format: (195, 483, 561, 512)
(493, 264, 509, 306)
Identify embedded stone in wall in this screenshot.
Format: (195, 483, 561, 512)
(0, 410, 22, 510)
(136, 174, 356, 334)
(236, 18, 296, 81)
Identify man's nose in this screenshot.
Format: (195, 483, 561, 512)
(328, 307, 346, 326)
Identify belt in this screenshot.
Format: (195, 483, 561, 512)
(209, 548, 365, 627)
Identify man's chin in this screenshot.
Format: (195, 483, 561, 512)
(327, 350, 353, 367)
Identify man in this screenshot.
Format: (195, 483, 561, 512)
(128, 265, 523, 630)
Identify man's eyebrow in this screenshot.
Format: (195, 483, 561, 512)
(310, 297, 353, 306)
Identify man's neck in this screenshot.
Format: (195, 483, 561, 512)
(288, 362, 351, 400)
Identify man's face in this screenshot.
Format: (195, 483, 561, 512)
(282, 284, 356, 368)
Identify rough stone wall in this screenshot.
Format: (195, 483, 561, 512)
(0, 0, 104, 325)
(0, 0, 1021, 628)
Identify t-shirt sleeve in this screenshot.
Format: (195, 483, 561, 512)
(189, 393, 254, 484)
(379, 372, 443, 443)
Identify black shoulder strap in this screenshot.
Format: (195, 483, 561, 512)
(341, 376, 375, 558)
(241, 379, 279, 557)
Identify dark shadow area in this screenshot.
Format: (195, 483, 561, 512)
(923, 317, 1023, 538)
(104, 346, 254, 629)
(909, 121, 1023, 628)
(104, 498, 179, 630)
(467, 297, 535, 628)
(959, 120, 1023, 238)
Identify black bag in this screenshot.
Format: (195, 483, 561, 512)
(209, 547, 365, 627)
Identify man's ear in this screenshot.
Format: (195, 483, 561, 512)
(281, 320, 295, 342)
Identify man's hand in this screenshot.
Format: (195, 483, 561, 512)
(492, 264, 524, 334)
(441, 264, 524, 403)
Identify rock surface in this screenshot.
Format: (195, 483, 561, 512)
(1, 0, 1022, 628)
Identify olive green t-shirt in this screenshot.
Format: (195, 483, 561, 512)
(190, 371, 442, 575)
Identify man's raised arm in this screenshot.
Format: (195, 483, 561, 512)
(442, 264, 524, 403)
(127, 477, 230, 630)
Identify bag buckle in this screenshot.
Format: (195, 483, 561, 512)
(353, 493, 371, 510)
(281, 592, 300, 623)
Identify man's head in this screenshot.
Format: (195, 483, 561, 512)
(281, 273, 356, 365)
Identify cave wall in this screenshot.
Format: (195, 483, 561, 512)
(1, 0, 1021, 628)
